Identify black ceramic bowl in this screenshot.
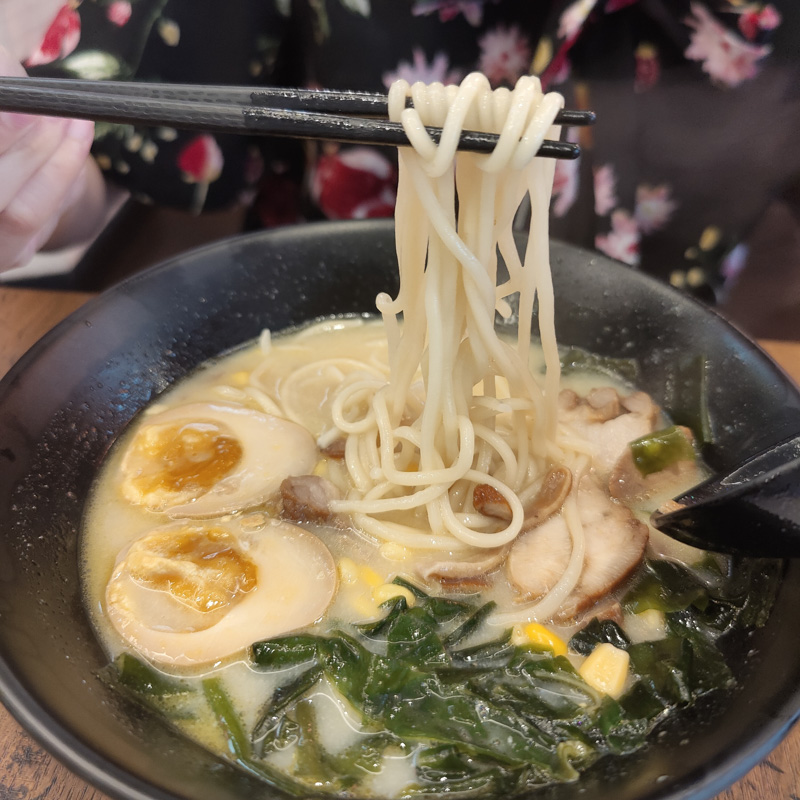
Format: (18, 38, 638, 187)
(1, 219, 799, 800)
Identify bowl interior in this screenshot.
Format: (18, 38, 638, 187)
(1, 219, 800, 800)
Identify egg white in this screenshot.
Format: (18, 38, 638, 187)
(119, 401, 318, 518)
(105, 519, 337, 667)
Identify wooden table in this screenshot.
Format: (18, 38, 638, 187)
(0, 286, 798, 799)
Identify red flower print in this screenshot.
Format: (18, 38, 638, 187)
(25, 4, 81, 67)
(312, 148, 396, 221)
(177, 135, 224, 213)
(177, 135, 224, 184)
(738, 5, 781, 41)
(107, 1, 133, 27)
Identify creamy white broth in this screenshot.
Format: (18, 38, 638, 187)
(81, 317, 709, 797)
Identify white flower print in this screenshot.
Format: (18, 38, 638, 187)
(382, 48, 463, 89)
(340, 0, 370, 16)
(557, 0, 599, 41)
(478, 25, 532, 87)
(412, 0, 492, 26)
(551, 155, 580, 218)
(593, 164, 617, 216)
(634, 183, 677, 234)
(595, 210, 640, 267)
(684, 2, 770, 88)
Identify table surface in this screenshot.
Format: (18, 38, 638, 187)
(0, 285, 798, 799)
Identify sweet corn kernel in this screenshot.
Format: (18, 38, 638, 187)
(231, 371, 249, 386)
(353, 594, 379, 619)
(379, 542, 410, 562)
(359, 566, 384, 588)
(372, 584, 416, 608)
(519, 622, 567, 656)
(578, 643, 630, 699)
(338, 558, 360, 586)
(312, 460, 328, 477)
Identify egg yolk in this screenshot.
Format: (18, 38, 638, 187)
(123, 526, 256, 616)
(128, 421, 243, 497)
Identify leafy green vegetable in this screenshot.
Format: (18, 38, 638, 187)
(560, 346, 640, 383)
(203, 677, 250, 760)
(569, 618, 631, 656)
(248, 582, 653, 795)
(207, 564, 778, 797)
(115, 653, 191, 697)
(629, 425, 696, 477)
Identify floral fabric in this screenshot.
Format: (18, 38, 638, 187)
(28, 0, 799, 299)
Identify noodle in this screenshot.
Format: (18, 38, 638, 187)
(327, 73, 570, 559)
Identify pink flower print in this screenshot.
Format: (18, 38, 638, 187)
(177, 135, 224, 213)
(478, 25, 532, 88)
(595, 210, 640, 267)
(412, 0, 494, 26)
(593, 164, 617, 216)
(551, 157, 580, 218)
(684, 2, 771, 88)
(634, 183, 677, 234)
(382, 49, 463, 89)
(312, 147, 397, 220)
(634, 42, 660, 92)
(738, 5, 781, 41)
(107, 1, 132, 27)
(557, 0, 599, 42)
(25, 4, 81, 67)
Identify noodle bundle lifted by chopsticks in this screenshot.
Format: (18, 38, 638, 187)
(328, 73, 568, 554)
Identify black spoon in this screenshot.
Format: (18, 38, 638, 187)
(650, 432, 800, 558)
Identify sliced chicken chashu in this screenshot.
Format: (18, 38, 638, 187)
(559, 388, 660, 476)
(507, 476, 648, 621)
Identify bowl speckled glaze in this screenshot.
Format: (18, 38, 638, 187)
(1, 219, 799, 800)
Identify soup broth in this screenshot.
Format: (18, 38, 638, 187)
(82, 317, 778, 798)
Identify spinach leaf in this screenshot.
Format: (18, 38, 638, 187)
(569, 619, 631, 656)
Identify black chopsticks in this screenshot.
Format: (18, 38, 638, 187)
(0, 77, 594, 159)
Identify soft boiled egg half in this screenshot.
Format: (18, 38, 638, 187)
(105, 519, 337, 666)
(119, 401, 318, 517)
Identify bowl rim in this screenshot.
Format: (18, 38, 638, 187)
(1, 218, 800, 800)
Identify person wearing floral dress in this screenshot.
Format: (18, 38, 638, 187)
(1, 0, 798, 335)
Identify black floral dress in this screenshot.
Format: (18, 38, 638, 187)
(27, 0, 799, 305)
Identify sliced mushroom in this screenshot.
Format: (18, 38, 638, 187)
(473, 483, 512, 520)
(417, 547, 506, 589)
(321, 438, 347, 459)
(609, 425, 702, 507)
(558, 388, 660, 476)
(507, 476, 648, 621)
(521, 467, 573, 531)
(472, 467, 572, 531)
(280, 475, 342, 523)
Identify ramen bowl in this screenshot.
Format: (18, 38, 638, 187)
(1, 219, 799, 800)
